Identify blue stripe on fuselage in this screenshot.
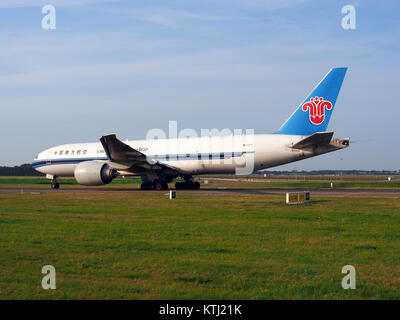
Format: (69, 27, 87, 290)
(31, 151, 254, 169)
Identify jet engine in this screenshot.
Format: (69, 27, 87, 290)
(74, 160, 117, 186)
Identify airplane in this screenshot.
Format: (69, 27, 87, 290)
(32, 67, 349, 190)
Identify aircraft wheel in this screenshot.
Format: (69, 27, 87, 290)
(175, 181, 199, 190)
(141, 183, 152, 190)
(175, 182, 184, 190)
(187, 181, 200, 189)
(51, 182, 60, 189)
(161, 182, 169, 190)
(153, 181, 163, 190)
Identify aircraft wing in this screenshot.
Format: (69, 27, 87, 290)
(292, 132, 334, 149)
(100, 134, 182, 176)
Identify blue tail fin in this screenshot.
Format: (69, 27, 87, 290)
(276, 67, 347, 135)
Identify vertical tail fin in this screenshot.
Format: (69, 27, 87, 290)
(276, 67, 347, 135)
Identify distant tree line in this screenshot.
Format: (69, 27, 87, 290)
(0, 164, 42, 176)
(260, 170, 400, 175)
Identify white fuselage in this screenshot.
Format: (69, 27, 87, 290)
(32, 134, 323, 177)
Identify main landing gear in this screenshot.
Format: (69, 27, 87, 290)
(140, 179, 200, 190)
(175, 180, 200, 190)
(140, 180, 168, 190)
(51, 176, 60, 189)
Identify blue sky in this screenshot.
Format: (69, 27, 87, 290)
(0, 0, 399, 170)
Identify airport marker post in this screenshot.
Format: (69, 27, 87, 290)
(286, 191, 310, 204)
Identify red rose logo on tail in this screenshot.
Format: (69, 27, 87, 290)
(302, 96, 333, 125)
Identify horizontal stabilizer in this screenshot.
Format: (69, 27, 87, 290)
(292, 132, 334, 149)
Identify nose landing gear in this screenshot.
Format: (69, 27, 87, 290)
(51, 176, 60, 189)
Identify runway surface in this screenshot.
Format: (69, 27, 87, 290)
(1, 187, 399, 197)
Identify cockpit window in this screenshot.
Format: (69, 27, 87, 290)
(65, 150, 69, 155)
(77, 150, 81, 155)
(59, 151, 63, 155)
(82, 150, 87, 155)
(54, 151, 58, 155)
(71, 150, 75, 155)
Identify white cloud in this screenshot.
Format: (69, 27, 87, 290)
(129, 7, 254, 28)
(0, 39, 352, 87)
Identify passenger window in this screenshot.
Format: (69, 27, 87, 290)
(65, 150, 69, 155)
(59, 151, 63, 155)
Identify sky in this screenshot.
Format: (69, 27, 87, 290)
(0, 0, 399, 170)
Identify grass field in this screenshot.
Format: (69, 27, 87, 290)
(1, 175, 400, 190)
(1, 190, 400, 299)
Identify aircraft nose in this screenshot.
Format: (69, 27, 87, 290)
(32, 149, 47, 171)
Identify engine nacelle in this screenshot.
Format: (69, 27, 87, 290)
(74, 160, 117, 186)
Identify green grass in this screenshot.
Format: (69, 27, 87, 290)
(223, 180, 400, 189)
(0, 192, 400, 299)
(0, 176, 399, 189)
(0, 176, 142, 189)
